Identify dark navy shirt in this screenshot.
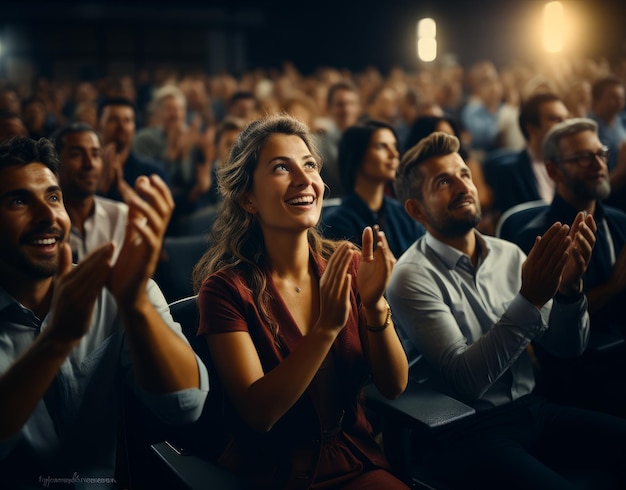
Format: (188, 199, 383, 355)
(321, 193, 425, 259)
(514, 194, 626, 331)
(100, 151, 170, 203)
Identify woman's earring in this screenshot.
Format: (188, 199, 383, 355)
(323, 184, 331, 200)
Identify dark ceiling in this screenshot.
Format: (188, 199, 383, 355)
(1, 0, 625, 76)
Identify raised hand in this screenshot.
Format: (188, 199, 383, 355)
(559, 211, 597, 295)
(45, 241, 114, 344)
(357, 225, 396, 309)
(316, 241, 354, 331)
(107, 174, 174, 307)
(99, 142, 124, 195)
(520, 222, 571, 309)
(166, 117, 202, 163)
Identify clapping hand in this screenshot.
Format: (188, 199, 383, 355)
(559, 211, 596, 296)
(357, 225, 396, 310)
(107, 174, 174, 307)
(46, 241, 114, 343)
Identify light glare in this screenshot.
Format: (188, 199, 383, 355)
(418, 39, 437, 62)
(543, 2, 565, 53)
(417, 18, 437, 62)
(418, 18, 436, 39)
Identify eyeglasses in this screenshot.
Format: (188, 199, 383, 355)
(558, 147, 609, 167)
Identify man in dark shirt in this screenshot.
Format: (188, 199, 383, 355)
(513, 117, 626, 416)
(484, 93, 569, 220)
(96, 97, 169, 203)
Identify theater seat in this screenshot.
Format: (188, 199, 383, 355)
(174, 205, 219, 237)
(495, 200, 548, 242)
(153, 235, 209, 303)
(148, 296, 247, 490)
(155, 297, 478, 489)
(364, 381, 475, 489)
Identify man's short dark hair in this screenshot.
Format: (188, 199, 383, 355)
(20, 96, 46, 112)
(394, 131, 460, 203)
(591, 75, 624, 103)
(214, 116, 246, 145)
(518, 93, 563, 141)
(326, 80, 359, 107)
(226, 91, 259, 110)
(97, 97, 136, 120)
(49, 122, 100, 154)
(0, 136, 60, 176)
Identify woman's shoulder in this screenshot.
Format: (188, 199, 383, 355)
(200, 268, 252, 299)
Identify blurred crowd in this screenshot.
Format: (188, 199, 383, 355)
(1, 54, 625, 234)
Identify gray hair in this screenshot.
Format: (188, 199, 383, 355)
(543, 118, 598, 163)
(148, 84, 186, 115)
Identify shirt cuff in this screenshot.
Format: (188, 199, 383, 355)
(508, 294, 546, 334)
(554, 290, 585, 304)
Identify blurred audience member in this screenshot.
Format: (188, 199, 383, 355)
(73, 100, 98, 128)
(586, 75, 626, 211)
(484, 92, 569, 221)
(322, 119, 425, 258)
(134, 85, 213, 215)
(395, 85, 424, 153)
(51, 122, 127, 263)
(96, 97, 169, 202)
(283, 92, 319, 131)
(225, 90, 261, 123)
(202, 116, 246, 207)
(0, 88, 22, 115)
(316, 80, 362, 198)
(461, 61, 503, 158)
(21, 96, 57, 139)
(563, 78, 592, 118)
(0, 111, 28, 142)
(181, 76, 215, 130)
(588, 75, 626, 172)
(364, 84, 399, 126)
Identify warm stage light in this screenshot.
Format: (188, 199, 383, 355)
(417, 18, 437, 62)
(418, 39, 437, 62)
(418, 18, 436, 39)
(543, 2, 565, 53)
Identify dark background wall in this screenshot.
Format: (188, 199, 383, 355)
(1, 0, 625, 83)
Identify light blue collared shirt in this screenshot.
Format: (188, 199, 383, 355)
(0, 279, 209, 489)
(387, 230, 589, 409)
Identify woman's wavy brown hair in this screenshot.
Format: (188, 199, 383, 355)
(192, 113, 338, 339)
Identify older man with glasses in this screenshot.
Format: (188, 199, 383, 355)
(513, 117, 626, 418)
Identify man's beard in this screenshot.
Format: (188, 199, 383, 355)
(568, 175, 611, 201)
(433, 212, 482, 236)
(423, 197, 482, 237)
(19, 251, 59, 278)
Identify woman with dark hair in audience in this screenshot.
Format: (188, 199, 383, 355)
(321, 119, 425, 258)
(407, 115, 495, 234)
(192, 114, 409, 489)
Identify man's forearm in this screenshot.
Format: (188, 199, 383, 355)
(0, 335, 76, 439)
(119, 296, 200, 394)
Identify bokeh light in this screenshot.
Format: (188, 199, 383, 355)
(417, 18, 437, 62)
(543, 2, 565, 53)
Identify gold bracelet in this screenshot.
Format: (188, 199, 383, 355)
(367, 302, 391, 333)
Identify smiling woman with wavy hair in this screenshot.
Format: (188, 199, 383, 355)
(192, 113, 409, 489)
